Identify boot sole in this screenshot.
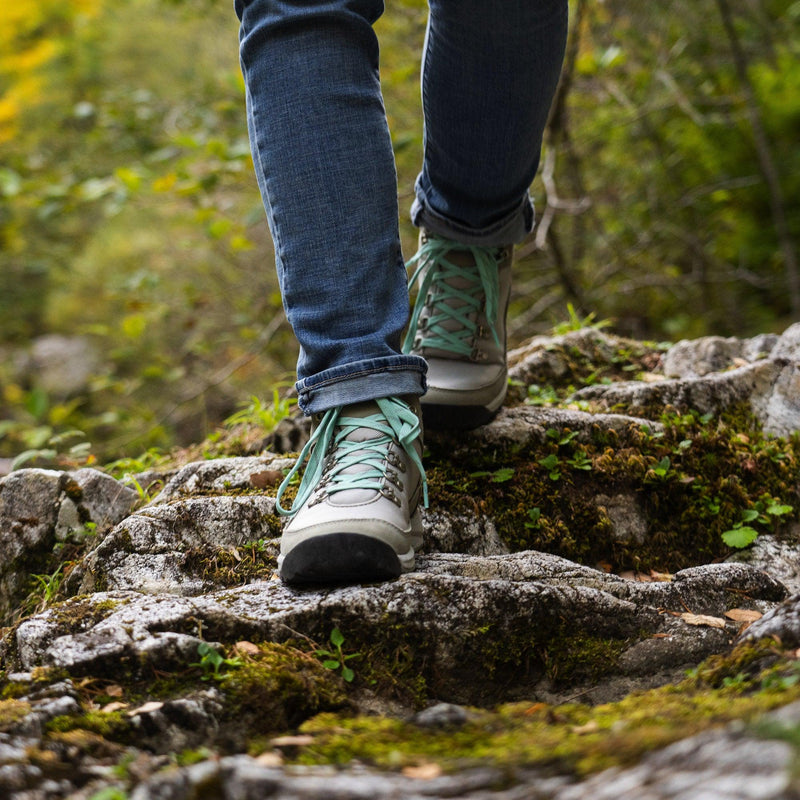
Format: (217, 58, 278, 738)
(279, 532, 408, 586)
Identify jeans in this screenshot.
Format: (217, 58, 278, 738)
(234, 0, 568, 414)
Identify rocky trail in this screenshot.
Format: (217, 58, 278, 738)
(3, 326, 800, 799)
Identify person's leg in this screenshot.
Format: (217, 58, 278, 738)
(235, 0, 426, 415)
(235, 0, 427, 584)
(405, 0, 568, 428)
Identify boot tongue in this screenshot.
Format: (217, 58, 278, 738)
(327, 401, 387, 506)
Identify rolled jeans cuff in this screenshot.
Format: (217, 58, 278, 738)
(411, 178, 534, 247)
(296, 355, 428, 415)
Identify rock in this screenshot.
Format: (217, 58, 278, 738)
(0, 469, 137, 625)
(72, 495, 281, 596)
(4, 324, 800, 798)
(412, 702, 472, 729)
(554, 703, 800, 800)
(6, 555, 784, 705)
(727, 528, 800, 595)
(22, 335, 102, 398)
(572, 323, 800, 437)
(662, 334, 777, 379)
(740, 592, 800, 648)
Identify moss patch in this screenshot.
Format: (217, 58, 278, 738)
(0, 698, 31, 731)
(292, 647, 800, 777)
(426, 405, 800, 574)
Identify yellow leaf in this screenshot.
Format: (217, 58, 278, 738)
(680, 612, 727, 629)
(724, 609, 763, 623)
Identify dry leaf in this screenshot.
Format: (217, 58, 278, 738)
(403, 763, 443, 780)
(724, 609, 762, 623)
(101, 702, 128, 714)
(649, 570, 673, 582)
(524, 702, 547, 716)
(105, 685, 124, 698)
(270, 735, 314, 748)
(680, 612, 726, 629)
(619, 571, 654, 583)
(570, 720, 600, 735)
(255, 751, 284, 767)
(128, 701, 164, 716)
(651, 633, 670, 639)
(250, 470, 283, 489)
(234, 641, 261, 656)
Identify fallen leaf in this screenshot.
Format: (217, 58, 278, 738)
(651, 633, 670, 639)
(128, 701, 164, 716)
(270, 735, 314, 748)
(524, 702, 547, 716)
(570, 720, 600, 735)
(250, 470, 283, 489)
(234, 641, 261, 656)
(105, 685, 124, 698)
(100, 702, 128, 714)
(619, 571, 654, 583)
(255, 752, 283, 767)
(649, 570, 673, 582)
(680, 613, 727, 629)
(403, 763, 443, 780)
(724, 609, 763, 623)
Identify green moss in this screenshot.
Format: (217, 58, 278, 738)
(48, 596, 120, 629)
(0, 698, 31, 731)
(218, 641, 348, 738)
(542, 631, 631, 686)
(292, 653, 800, 777)
(46, 709, 130, 739)
(181, 543, 277, 587)
(425, 403, 800, 574)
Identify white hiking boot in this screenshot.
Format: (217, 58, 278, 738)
(275, 396, 427, 585)
(403, 232, 513, 430)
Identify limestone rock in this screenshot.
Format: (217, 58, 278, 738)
(0, 468, 137, 624)
(72, 495, 281, 596)
(662, 333, 778, 378)
(6, 554, 784, 706)
(20, 335, 102, 398)
(572, 323, 800, 437)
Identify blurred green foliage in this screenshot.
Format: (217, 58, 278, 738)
(0, 0, 798, 463)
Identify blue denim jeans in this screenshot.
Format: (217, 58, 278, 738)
(234, 0, 568, 414)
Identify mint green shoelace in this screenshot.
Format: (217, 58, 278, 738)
(402, 236, 501, 357)
(275, 397, 428, 516)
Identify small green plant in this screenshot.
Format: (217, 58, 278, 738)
(224, 388, 296, 432)
(524, 507, 542, 530)
(525, 383, 561, 407)
(10, 428, 92, 470)
(546, 428, 580, 447)
(469, 467, 515, 483)
(645, 456, 672, 482)
(566, 451, 592, 471)
(538, 453, 561, 481)
(552, 302, 613, 335)
(314, 627, 361, 683)
(23, 564, 66, 615)
(191, 642, 243, 681)
(88, 788, 129, 800)
(722, 499, 794, 549)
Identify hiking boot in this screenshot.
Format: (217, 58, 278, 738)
(275, 396, 427, 586)
(403, 232, 513, 430)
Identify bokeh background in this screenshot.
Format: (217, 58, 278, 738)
(1, 0, 798, 465)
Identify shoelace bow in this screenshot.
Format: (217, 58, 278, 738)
(402, 236, 502, 357)
(275, 396, 428, 516)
